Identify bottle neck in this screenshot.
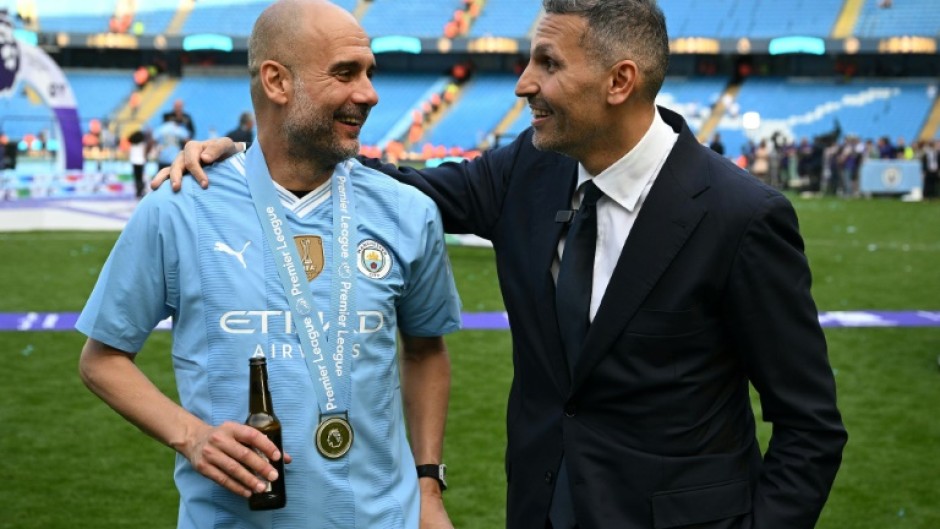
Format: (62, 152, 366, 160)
(249, 362, 274, 414)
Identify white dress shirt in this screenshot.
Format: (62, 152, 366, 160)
(553, 109, 679, 320)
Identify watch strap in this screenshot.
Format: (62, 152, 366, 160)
(416, 463, 447, 492)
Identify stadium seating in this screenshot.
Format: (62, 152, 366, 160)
(714, 77, 936, 157)
(181, 0, 355, 36)
(181, 1, 268, 37)
(66, 70, 135, 130)
(360, 73, 448, 146)
(360, 0, 462, 38)
(420, 74, 519, 149)
(468, 0, 541, 38)
(0, 85, 56, 141)
(656, 77, 728, 133)
(662, 0, 844, 38)
(33, 0, 117, 33)
(854, 0, 940, 38)
(146, 75, 252, 140)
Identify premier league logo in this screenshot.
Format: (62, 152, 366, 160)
(0, 11, 20, 97)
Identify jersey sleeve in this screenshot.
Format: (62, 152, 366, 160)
(395, 194, 462, 338)
(75, 191, 180, 353)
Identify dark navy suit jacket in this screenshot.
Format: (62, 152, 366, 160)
(365, 107, 846, 529)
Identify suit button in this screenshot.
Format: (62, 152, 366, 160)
(564, 404, 576, 417)
(544, 471, 554, 484)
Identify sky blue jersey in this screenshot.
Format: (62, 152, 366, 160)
(77, 153, 462, 529)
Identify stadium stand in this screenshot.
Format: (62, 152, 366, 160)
(360, 0, 463, 38)
(0, 85, 55, 141)
(420, 74, 519, 150)
(181, 0, 355, 36)
(360, 73, 448, 147)
(66, 69, 135, 131)
(854, 0, 940, 37)
(146, 74, 252, 140)
(2, 0, 938, 177)
(715, 77, 936, 157)
(662, 0, 845, 38)
(468, 0, 541, 38)
(32, 0, 117, 34)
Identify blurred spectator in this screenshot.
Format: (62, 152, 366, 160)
(877, 136, 895, 158)
(224, 112, 255, 144)
(162, 99, 196, 138)
(922, 139, 939, 199)
(895, 136, 914, 159)
(128, 129, 149, 199)
(152, 117, 190, 171)
(751, 139, 770, 184)
(708, 132, 725, 156)
(0, 133, 15, 170)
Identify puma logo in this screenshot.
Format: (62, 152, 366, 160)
(214, 241, 251, 269)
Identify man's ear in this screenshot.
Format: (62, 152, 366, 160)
(260, 60, 291, 105)
(608, 59, 638, 106)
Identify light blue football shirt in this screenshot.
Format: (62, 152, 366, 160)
(77, 153, 462, 529)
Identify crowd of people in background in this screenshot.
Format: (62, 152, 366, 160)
(709, 130, 940, 199)
(3, 96, 939, 202)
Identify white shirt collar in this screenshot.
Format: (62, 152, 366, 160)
(575, 109, 676, 212)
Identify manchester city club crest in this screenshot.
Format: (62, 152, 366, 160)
(356, 239, 392, 279)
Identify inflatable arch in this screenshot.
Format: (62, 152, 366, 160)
(1, 12, 83, 170)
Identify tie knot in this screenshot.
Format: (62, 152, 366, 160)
(580, 180, 603, 208)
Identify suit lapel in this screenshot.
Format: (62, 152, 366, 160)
(570, 129, 709, 393)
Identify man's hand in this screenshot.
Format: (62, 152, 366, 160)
(419, 478, 454, 529)
(181, 420, 292, 498)
(150, 137, 242, 192)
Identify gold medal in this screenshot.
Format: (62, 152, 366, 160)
(315, 416, 353, 459)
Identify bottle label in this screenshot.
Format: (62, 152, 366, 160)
(253, 448, 273, 492)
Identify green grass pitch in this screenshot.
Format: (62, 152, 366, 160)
(1, 195, 938, 528)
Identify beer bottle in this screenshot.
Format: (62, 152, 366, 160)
(246, 355, 287, 510)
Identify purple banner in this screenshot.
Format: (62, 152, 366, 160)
(52, 107, 84, 170)
(2, 311, 940, 332)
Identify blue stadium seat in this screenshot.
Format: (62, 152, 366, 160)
(147, 75, 252, 140)
(422, 74, 519, 149)
(469, 0, 541, 38)
(662, 0, 844, 38)
(854, 0, 940, 37)
(0, 87, 57, 141)
(27, 0, 114, 33)
(361, 0, 462, 38)
(715, 77, 935, 157)
(66, 69, 135, 130)
(360, 73, 448, 146)
(182, 2, 268, 36)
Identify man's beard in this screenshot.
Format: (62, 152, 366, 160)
(285, 96, 362, 168)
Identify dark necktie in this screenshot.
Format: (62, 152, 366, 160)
(555, 180, 603, 367)
(549, 181, 602, 529)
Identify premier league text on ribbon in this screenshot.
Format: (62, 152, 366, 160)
(266, 204, 348, 412)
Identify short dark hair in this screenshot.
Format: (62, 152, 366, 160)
(542, 0, 669, 102)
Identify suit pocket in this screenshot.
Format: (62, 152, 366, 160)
(626, 307, 706, 337)
(650, 479, 751, 529)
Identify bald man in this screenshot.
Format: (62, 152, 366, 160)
(77, 1, 461, 527)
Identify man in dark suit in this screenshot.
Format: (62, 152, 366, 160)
(156, 1, 846, 527)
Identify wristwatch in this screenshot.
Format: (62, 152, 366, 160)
(416, 464, 447, 492)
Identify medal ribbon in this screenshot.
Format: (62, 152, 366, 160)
(244, 143, 357, 424)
